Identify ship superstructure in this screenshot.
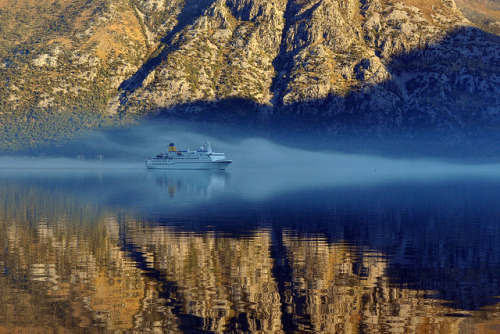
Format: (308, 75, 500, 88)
(145, 143, 232, 170)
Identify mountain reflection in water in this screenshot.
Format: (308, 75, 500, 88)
(0, 168, 499, 333)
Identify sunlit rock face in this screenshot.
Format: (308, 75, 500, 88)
(120, 0, 288, 110)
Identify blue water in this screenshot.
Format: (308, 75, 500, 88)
(0, 161, 499, 332)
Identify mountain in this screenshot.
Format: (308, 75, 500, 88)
(117, 0, 500, 132)
(1, 0, 500, 151)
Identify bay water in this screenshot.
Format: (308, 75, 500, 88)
(0, 154, 499, 333)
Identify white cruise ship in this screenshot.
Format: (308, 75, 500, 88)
(145, 143, 232, 170)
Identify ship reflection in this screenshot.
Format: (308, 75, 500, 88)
(148, 170, 228, 199)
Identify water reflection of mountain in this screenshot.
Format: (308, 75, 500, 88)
(0, 170, 499, 332)
(268, 182, 500, 312)
(0, 216, 498, 332)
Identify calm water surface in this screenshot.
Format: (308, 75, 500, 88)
(0, 163, 499, 333)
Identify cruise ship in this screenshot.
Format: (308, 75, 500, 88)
(145, 143, 232, 170)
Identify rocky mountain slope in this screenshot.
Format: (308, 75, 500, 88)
(456, 0, 500, 34)
(0, 0, 151, 114)
(119, 0, 500, 132)
(1, 0, 500, 150)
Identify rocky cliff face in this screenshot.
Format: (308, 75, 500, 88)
(1, 0, 500, 141)
(116, 0, 500, 132)
(119, 0, 287, 111)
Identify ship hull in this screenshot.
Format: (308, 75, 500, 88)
(145, 160, 232, 170)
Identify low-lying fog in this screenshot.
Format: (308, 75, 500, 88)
(1, 122, 500, 198)
(0, 126, 500, 191)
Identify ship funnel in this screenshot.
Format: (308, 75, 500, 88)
(168, 143, 177, 152)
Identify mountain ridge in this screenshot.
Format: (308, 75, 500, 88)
(1, 0, 500, 151)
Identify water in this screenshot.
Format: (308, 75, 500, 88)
(0, 162, 499, 333)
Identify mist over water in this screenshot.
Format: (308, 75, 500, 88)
(2, 122, 500, 199)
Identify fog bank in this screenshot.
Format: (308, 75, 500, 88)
(2, 125, 500, 199)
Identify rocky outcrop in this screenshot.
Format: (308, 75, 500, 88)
(121, 0, 287, 112)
